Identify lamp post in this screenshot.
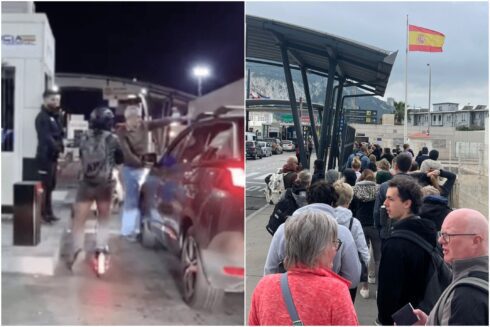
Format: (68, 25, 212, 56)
(193, 66, 210, 96)
(427, 63, 431, 135)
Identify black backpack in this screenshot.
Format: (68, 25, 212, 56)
(390, 230, 452, 313)
(266, 189, 299, 236)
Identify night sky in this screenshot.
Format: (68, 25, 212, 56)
(35, 2, 244, 95)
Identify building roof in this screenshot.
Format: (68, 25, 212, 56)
(432, 102, 459, 105)
(246, 15, 398, 97)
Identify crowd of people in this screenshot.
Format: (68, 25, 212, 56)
(252, 142, 488, 325)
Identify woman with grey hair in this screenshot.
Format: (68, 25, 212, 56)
(250, 209, 359, 325)
(116, 104, 183, 241)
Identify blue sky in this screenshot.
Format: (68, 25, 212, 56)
(246, 1, 489, 108)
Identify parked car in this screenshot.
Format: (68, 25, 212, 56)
(139, 107, 244, 311)
(257, 141, 272, 157)
(263, 138, 283, 154)
(246, 141, 264, 159)
(282, 140, 295, 151)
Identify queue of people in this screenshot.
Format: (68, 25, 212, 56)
(252, 143, 488, 326)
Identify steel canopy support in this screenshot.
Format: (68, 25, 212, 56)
(327, 79, 345, 169)
(318, 59, 337, 166)
(280, 44, 308, 169)
(300, 66, 319, 152)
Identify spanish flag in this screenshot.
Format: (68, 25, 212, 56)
(409, 25, 445, 52)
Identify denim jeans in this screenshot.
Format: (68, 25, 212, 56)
(120, 165, 147, 236)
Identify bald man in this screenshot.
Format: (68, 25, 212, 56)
(413, 208, 488, 325)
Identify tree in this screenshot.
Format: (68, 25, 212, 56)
(394, 101, 406, 125)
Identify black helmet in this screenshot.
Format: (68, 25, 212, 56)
(89, 106, 114, 131)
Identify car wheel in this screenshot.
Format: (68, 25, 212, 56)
(181, 232, 224, 311)
(141, 218, 158, 249)
(254, 153, 258, 160)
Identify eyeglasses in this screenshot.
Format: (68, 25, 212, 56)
(333, 239, 343, 251)
(438, 231, 477, 243)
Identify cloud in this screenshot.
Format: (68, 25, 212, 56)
(246, 1, 489, 107)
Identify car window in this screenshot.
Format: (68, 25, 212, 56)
(246, 141, 254, 147)
(167, 131, 191, 162)
(181, 126, 211, 164)
(202, 124, 234, 161)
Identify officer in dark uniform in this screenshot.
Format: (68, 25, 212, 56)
(35, 89, 64, 223)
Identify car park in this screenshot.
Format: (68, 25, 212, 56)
(246, 141, 264, 159)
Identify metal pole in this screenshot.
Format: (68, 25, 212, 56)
(198, 77, 202, 97)
(404, 14, 409, 142)
(328, 80, 345, 169)
(300, 66, 319, 151)
(280, 45, 308, 169)
(427, 63, 431, 135)
(318, 60, 337, 165)
(246, 68, 251, 100)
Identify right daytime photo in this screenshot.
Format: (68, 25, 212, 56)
(245, 1, 489, 326)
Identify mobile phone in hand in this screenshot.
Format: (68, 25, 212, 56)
(392, 303, 419, 326)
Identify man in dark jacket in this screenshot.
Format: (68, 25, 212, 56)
(373, 153, 412, 243)
(419, 194, 452, 231)
(35, 89, 64, 223)
(413, 209, 488, 325)
(416, 147, 430, 167)
(377, 175, 437, 325)
(311, 159, 325, 185)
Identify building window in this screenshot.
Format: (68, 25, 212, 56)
(438, 115, 442, 122)
(433, 115, 436, 122)
(1, 66, 15, 152)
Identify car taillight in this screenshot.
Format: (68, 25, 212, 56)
(227, 167, 245, 188)
(223, 266, 244, 277)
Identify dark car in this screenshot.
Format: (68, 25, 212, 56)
(246, 141, 264, 159)
(139, 108, 244, 310)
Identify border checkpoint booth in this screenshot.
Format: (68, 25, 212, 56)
(1, 3, 56, 231)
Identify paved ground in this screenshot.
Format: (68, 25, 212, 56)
(245, 205, 379, 325)
(2, 175, 243, 325)
(246, 151, 309, 216)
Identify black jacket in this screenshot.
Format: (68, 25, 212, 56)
(35, 106, 64, 169)
(311, 170, 325, 185)
(380, 153, 394, 164)
(377, 216, 438, 325)
(416, 154, 430, 167)
(419, 195, 452, 231)
(410, 169, 457, 197)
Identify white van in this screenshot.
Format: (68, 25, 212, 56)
(246, 132, 257, 142)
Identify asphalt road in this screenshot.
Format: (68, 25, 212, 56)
(2, 200, 243, 325)
(246, 152, 297, 216)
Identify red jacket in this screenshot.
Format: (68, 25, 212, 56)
(248, 267, 358, 326)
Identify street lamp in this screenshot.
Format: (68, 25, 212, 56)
(193, 66, 210, 96)
(427, 63, 432, 135)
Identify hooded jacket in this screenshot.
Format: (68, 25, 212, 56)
(264, 203, 361, 289)
(334, 206, 370, 266)
(419, 195, 452, 231)
(377, 216, 438, 325)
(352, 181, 379, 227)
(281, 163, 300, 189)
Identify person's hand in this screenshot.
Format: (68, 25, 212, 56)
(115, 123, 127, 135)
(412, 309, 428, 325)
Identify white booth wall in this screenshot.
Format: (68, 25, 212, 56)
(1, 13, 55, 206)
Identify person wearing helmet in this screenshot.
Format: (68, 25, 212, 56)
(116, 104, 183, 242)
(67, 106, 124, 272)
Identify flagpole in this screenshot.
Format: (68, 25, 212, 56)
(404, 15, 408, 143)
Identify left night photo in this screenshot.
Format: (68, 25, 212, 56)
(1, 1, 245, 325)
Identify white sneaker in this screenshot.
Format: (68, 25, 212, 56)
(368, 275, 376, 284)
(360, 287, 370, 299)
